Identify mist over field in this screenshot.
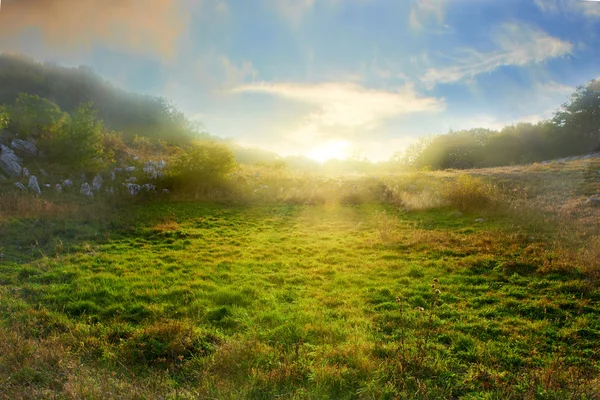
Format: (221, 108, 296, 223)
(1, 1, 600, 398)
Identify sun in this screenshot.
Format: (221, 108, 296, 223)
(307, 140, 351, 163)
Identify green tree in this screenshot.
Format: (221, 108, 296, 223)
(169, 141, 236, 194)
(552, 79, 600, 154)
(8, 93, 67, 139)
(44, 102, 106, 172)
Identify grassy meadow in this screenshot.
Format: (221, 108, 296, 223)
(1, 159, 600, 399)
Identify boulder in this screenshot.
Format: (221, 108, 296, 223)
(92, 174, 103, 191)
(28, 176, 41, 194)
(142, 183, 156, 192)
(14, 182, 26, 190)
(143, 160, 165, 179)
(11, 138, 37, 156)
(587, 195, 600, 206)
(55, 184, 63, 193)
(124, 183, 141, 196)
(81, 182, 94, 197)
(0, 144, 23, 177)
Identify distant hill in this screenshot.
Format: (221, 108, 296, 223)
(0, 53, 198, 143)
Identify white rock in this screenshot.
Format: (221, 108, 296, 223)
(105, 186, 114, 194)
(40, 169, 48, 176)
(55, 184, 63, 193)
(63, 179, 73, 188)
(0, 144, 23, 177)
(92, 174, 103, 191)
(10, 138, 37, 156)
(162, 188, 170, 194)
(142, 183, 156, 192)
(114, 167, 123, 173)
(126, 176, 137, 183)
(28, 176, 41, 194)
(14, 182, 26, 190)
(124, 183, 141, 196)
(125, 166, 135, 172)
(43, 184, 51, 188)
(475, 218, 485, 223)
(80, 182, 94, 197)
(22, 167, 30, 177)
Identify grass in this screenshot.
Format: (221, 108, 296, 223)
(1, 162, 600, 398)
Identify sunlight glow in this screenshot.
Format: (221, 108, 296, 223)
(307, 140, 351, 162)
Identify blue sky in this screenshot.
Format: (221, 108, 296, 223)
(1, 0, 600, 161)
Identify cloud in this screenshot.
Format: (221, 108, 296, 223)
(409, 0, 445, 30)
(233, 82, 445, 129)
(534, 0, 600, 17)
(0, 0, 189, 59)
(421, 22, 573, 87)
(267, 0, 316, 26)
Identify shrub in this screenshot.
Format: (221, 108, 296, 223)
(168, 141, 236, 195)
(441, 174, 498, 212)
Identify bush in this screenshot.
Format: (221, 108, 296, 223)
(441, 175, 498, 212)
(168, 141, 236, 195)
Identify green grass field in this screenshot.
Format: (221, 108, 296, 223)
(1, 195, 599, 398)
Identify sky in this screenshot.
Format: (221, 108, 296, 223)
(0, 0, 599, 161)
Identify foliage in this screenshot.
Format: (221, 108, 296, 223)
(168, 141, 236, 192)
(0, 54, 196, 144)
(41, 103, 107, 172)
(7, 93, 67, 139)
(441, 174, 499, 212)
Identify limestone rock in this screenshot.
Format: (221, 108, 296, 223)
(92, 174, 103, 191)
(28, 176, 41, 194)
(63, 179, 73, 188)
(11, 138, 37, 156)
(15, 182, 26, 190)
(142, 183, 156, 192)
(81, 182, 94, 197)
(125, 183, 141, 196)
(0, 144, 23, 177)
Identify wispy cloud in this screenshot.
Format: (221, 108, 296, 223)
(409, 0, 446, 30)
(0, 0, 189, 59)
(534, 0, 600, 17)
(233, 82, 445, 129)
(267, 0, 316, 27)
(420, 22, 573, 87)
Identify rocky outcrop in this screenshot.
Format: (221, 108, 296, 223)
(0, 144, 22, 177)
(92, 175, 103, 191)
(28, 176, 41, 194)
(81, 182, 93, 197)
(125, 183, 141, 195)
(11, 138, 38, 156)
(143, 160, 166, 179)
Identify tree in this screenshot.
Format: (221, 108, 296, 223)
(8, 93, 67, 139)
(169, 141, 236, 193)
(552, 79, 600, 154)
(44, 102, 106, 172)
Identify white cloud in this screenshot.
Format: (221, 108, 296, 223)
(233, 82, 445, 128)
(409, 0, 445, 30)
(534, 0, 600, 17)
(267, 0, 316, 26)
(421, 22, 573, 87)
